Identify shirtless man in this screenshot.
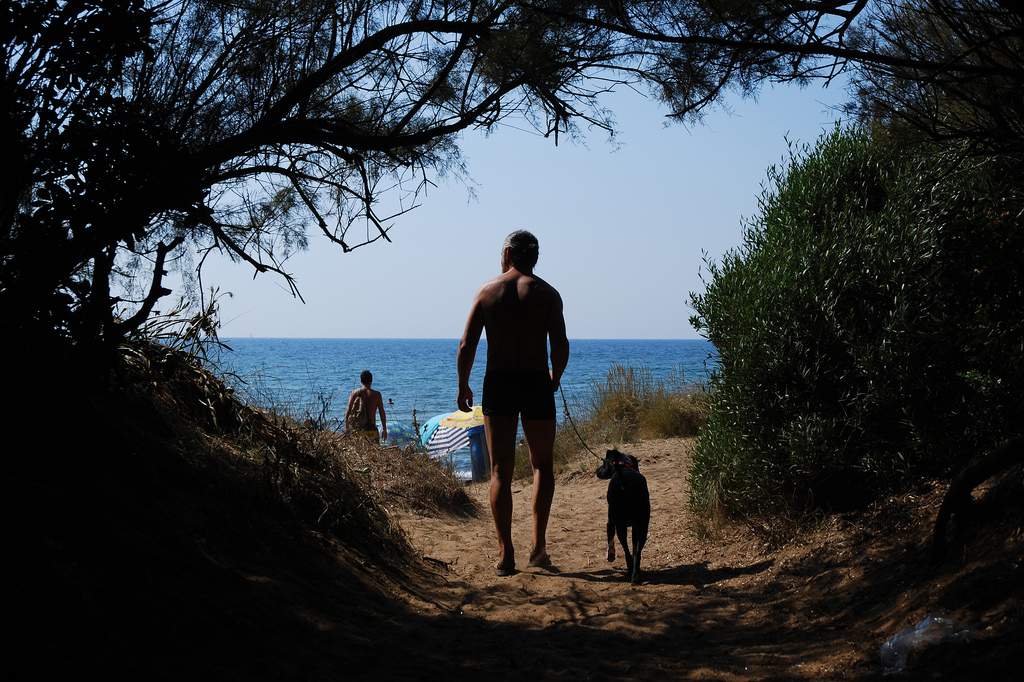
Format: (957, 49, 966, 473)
(346, 370, 388, 443)
(457, 230, 570, 576)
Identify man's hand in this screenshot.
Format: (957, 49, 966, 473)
(457, 386, 474, 412)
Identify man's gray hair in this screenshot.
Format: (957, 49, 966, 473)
(503, 230, 540, 270)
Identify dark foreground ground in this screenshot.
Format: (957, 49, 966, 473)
(11, 384, 1023, 681)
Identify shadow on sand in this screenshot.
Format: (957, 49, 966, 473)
(526, 558, 774, 587)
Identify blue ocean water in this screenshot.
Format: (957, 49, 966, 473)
(212, 338, 717, 473)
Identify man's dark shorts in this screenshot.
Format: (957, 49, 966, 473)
(482, 370, 556, 420)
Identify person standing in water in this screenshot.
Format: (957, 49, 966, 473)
(346, 370, 387, 443)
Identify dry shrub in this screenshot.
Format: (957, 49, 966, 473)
(345, 433, 476, 516)
(581, 362, 710, 444)
(639, 391, 711, 439)
(117, 338, 475, 569)
(273, 427, 413, 564)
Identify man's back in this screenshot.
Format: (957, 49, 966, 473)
(478, 270, 564, 373)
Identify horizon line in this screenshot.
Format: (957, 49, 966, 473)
(216, 336, 711, 342)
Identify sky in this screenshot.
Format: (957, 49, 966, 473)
(194, 81, 848, 340)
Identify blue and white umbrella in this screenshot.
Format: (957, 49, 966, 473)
(423, 406, 484, 457)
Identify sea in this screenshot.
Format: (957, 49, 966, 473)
(211, 338, 717, 475)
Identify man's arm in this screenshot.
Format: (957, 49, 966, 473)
(547, 292, 569, 392)
(374, 390, 387, 440)
(457, 293, 485, 412)
(344, 390, 357, 422)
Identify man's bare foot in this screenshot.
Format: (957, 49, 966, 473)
(492, 560, 516, 577)
(526, 547, 551, 568)
(491, 557, 516, 577)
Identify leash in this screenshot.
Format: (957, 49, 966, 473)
(559, 386, 606, 462)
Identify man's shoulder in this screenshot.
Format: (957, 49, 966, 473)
(475, 273, 517, 303)
(474, 275, 504, 298)
(524, 273, 561, 299)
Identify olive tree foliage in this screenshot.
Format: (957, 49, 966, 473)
(688, 126, 1024, 516)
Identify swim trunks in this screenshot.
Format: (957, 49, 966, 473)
(482, 370, 556, 420)
(355, 426, 380, 441)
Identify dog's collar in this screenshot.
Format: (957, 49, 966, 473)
(613, 459, 634, 471)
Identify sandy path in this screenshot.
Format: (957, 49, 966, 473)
(395, 438, 818, 680)
(390, 437, 1021, 680)
(404, 439, 697, 587)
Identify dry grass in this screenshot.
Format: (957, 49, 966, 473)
(119, 338, 476, 573)
(343, 433, 476, 516)
(506, 362, 710, 480)
(582, 362, 709, 443)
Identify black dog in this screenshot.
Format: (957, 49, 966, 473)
(596, 449, 650, 584)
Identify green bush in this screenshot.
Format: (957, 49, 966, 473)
(689, 126, 1024, 515)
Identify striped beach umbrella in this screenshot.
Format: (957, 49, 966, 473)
(424, 406, 484, 457)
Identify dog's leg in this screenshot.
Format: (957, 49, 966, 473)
(631, 521, 649, 585)
(616, 524, 632, 579)
(606, 521, 616, 562)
